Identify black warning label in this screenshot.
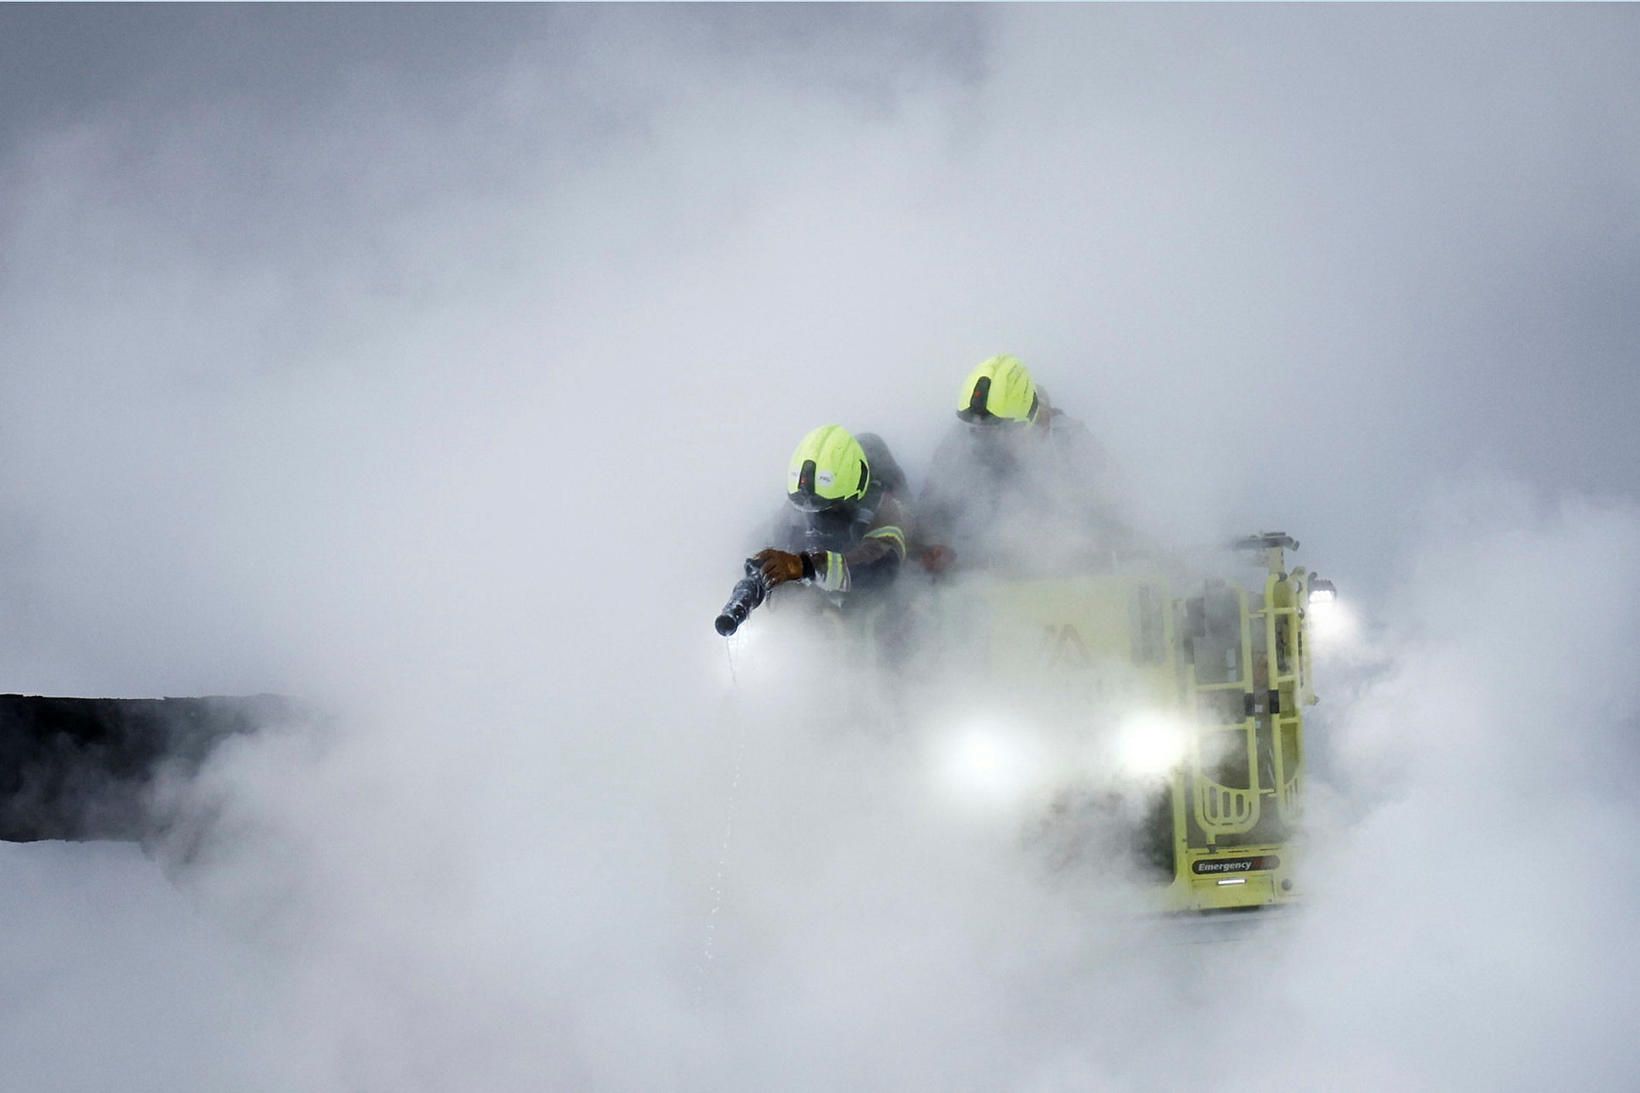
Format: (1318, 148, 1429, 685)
(1192, 855, 1281, 875)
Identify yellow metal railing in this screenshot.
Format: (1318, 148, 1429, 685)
(1263, 572, 1305, 823)
(1187, 586, 1261, 842)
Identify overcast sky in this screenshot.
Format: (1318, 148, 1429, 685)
(0, 6, 1637, 1092)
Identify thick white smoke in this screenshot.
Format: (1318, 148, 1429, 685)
(1, 7, 1637, 1091)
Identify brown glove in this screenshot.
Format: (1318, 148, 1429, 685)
(918, 544, 956, 575)
(752, 548, 807, 587)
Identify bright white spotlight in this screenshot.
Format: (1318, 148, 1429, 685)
(1306, 596, 1359, 649)
(1114, 711, 1190, 778)
(933, 722, 1046, 810)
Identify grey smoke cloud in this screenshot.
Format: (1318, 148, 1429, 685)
(0, 5, 1637, 1091)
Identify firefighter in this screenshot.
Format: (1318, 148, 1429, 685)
(917, 354, 1123, 573)
(749, 424, 911, 595)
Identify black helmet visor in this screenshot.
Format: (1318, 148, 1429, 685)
(787, 490, 853, 515)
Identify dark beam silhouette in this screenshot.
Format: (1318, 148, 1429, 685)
(0, 694, 295, 842)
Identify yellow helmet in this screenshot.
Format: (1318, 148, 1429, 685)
(787, 424, 870, 512)
(956, 354, 1038, 424)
